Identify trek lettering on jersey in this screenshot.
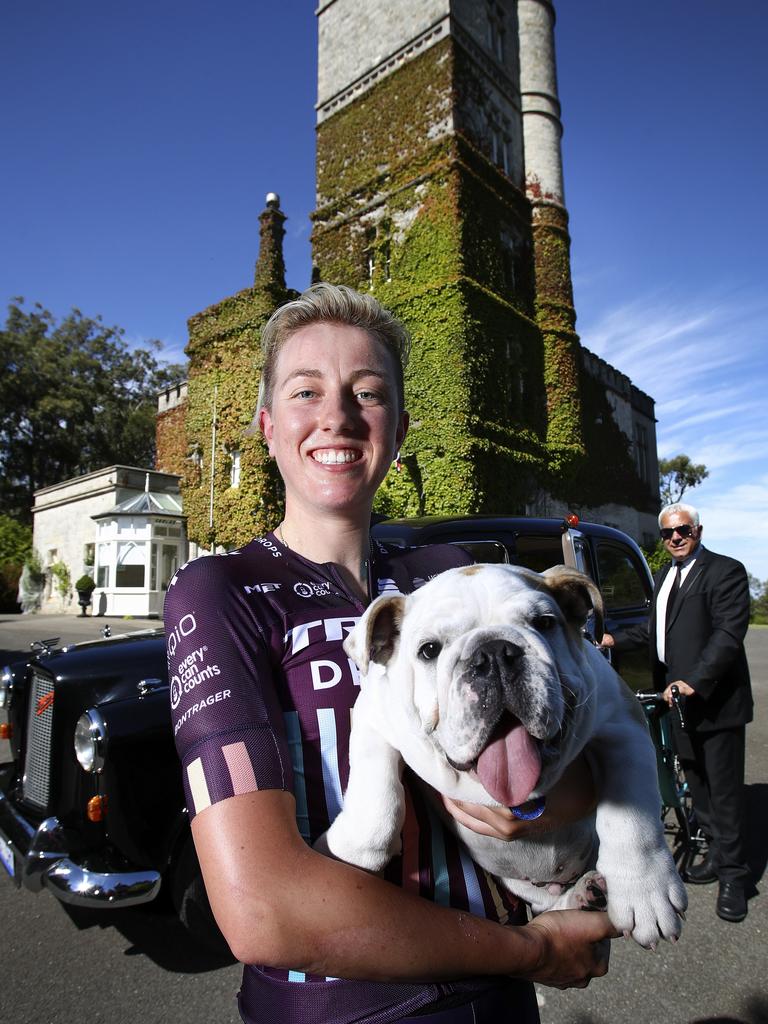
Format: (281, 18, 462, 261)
(284, 615, 361, 654)
(284, 614, 363, 692)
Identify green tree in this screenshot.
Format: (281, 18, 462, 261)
(0, 514, 33, 611)
(0, 300, 186, 522)
(643, 539, 669, 575)
(658, 454, 709, 506)
(0, 515, 32, 565)
(748, 573, 768, 625)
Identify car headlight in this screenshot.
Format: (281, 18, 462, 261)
(74, 709, 108, 773)
(0, 667, 12, 709)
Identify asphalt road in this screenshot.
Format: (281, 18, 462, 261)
(1, 616, 766, 1024)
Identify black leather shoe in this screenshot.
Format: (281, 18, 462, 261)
(685, 856, 718, 885)
(716, 881, 747, 922)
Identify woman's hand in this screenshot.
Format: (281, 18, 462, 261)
(441, 751, 597, 839)
(521, 909, 619, 989)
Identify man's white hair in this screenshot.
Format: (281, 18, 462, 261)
(659, 502, 701, 528)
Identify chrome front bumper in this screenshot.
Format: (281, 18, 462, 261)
(0, 788, 161, 908)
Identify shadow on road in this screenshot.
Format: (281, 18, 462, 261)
(61, 900, 237, 973)
(690, 993, 768, 1024)
(745, 782, 768, 887)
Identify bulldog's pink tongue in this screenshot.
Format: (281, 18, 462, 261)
(476, 719, 541, 807)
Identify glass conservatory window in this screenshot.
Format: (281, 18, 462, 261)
(96, 543, 110, 588)
(115, 540, 146, 588)
(160, 544, 179, 590)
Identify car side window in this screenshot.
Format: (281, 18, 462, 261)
(595, 541, 649, 611)
(513, 534, 566, 573)
(451, 540, 509, 564)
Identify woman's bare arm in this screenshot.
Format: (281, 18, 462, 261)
(192, 788, 617, 987)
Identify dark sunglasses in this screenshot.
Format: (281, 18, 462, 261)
(660, 524, 697, 540)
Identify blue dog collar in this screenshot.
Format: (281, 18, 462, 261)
(509, 796, 547, 820)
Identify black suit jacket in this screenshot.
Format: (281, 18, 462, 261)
(647, 547, 753, 732)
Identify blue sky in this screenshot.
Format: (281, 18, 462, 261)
(2, 2, 766, 577)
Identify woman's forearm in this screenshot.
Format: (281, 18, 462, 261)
(194, 790, 615, 987)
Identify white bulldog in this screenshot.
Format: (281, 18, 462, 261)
(316, 563, 687, 948)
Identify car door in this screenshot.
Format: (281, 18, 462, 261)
(591, 538, 653, 690)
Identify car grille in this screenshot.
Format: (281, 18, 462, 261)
(22, 669, 55, 811)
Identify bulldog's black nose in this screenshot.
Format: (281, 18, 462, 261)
(470, 639, 522, 679)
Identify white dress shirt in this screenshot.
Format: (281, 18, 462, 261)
(656, 550, 700, 665)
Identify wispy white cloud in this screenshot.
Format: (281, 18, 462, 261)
(126, 333, 188, 367)
(692, 474, 768, 580)
(580, 285, 768, 577)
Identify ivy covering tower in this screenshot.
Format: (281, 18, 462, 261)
(311, 0, 583, 517)
(176, 194, 297, 548)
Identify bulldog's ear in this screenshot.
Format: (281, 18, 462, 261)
(540, 565, 605, 638)
(343, 594, 406, 673)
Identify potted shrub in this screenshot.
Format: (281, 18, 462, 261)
(75, 574, 96, 617)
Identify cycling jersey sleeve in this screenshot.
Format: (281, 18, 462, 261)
(165, 554, 292, 820)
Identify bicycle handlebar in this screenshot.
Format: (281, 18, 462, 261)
(635, 685, 687, 729)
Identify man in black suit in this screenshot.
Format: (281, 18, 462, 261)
(607, 502, 753, 922)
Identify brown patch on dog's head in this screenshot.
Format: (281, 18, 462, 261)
(343, 594, 406, 673)
(460, 565, 483, 576)
(540, 565, 605, 639)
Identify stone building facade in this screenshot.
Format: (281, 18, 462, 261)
(32, 466, 184, 616)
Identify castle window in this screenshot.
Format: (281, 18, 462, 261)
(487, 2, 505, 62)
(230, 449, 241, 488)
(364, 226, 377, 287)
(381, 238, 392, 282)
(490, 118, 511, 177)
(363, 223, 392, 286)
(634, 423, 650, 483)
(505, 338, 524, 413)
(500, 228, 516, 292)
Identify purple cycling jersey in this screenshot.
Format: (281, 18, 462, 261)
(166, 534, 535, 1024)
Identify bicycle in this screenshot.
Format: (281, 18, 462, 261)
(635, 685, 707, 875)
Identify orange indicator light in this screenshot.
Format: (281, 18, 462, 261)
(87, 795, 108, 822)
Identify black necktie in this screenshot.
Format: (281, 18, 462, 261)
(666, 563, 683, 628)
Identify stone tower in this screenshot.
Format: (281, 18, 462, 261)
(171, 194, 296, 549)
(312, 0, 583, 516)
(311, 0, 659, 537)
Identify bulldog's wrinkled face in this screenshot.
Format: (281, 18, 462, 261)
(345, 563, 601, 807)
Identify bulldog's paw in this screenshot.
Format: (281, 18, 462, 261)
(548, 870, 607, 912)
(313, 819, 399, 872)
(571, 871, 608, 911)
(603, 857, 688, 948)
